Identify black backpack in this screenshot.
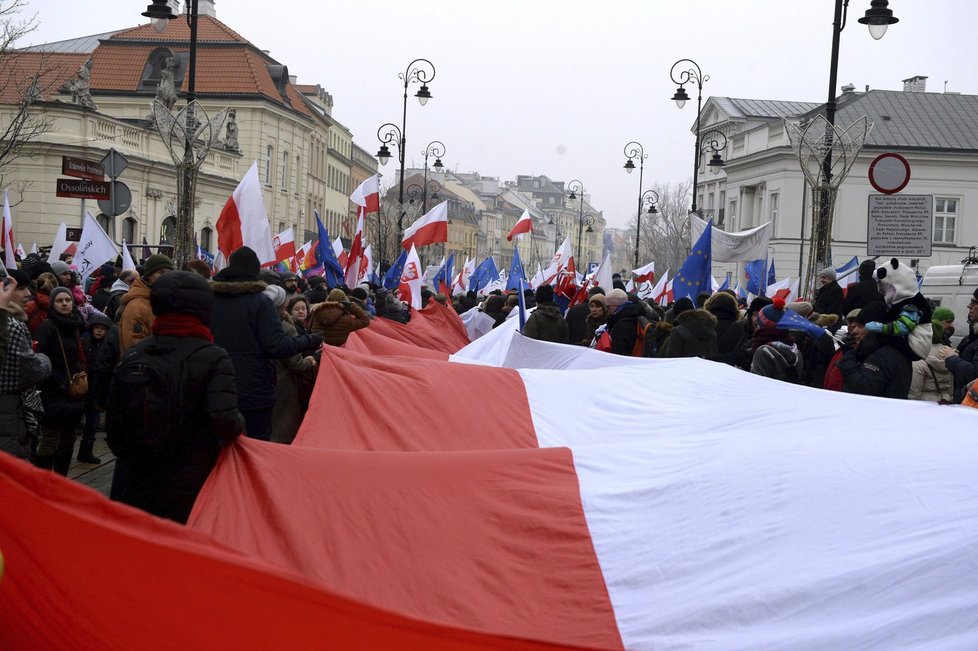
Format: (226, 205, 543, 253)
(106, 336, 210, 461)
(631, 315, 658, 357)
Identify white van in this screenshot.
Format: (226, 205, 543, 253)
(920, 249, 978, 343)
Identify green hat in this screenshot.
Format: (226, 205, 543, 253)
(932, 306, 955, 323)
(142, 254, 173, 278)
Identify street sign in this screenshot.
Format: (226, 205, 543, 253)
(61, 156, 104, 181)
(868, 153, 911, 194)
(97, 180, 132, 217)
(55, 178, 111, 200)
(100, 148, 129, 178)
(867, 194, 932, 257)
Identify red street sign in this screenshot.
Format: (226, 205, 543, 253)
(868, 152, 911, 194)
(55, 178, 111, 200)
(61, 156, 104, 181)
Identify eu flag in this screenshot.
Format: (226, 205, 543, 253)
(469, 257, 499, 294)
(506, 246, 526, 291)
(431, 253, 455, 294)
(673, 221, 712, 301)
(315, 210, 345, 288)
(383, 249, 408, 291)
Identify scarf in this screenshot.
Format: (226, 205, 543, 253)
(152, 313, 214, 342)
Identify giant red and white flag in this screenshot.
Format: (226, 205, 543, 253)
(2, 190, 16, 268)
(272, 227, 296, 264)
(397, 244, 423, 309)
(632, 261, 655, 285)
(344, 214, 365, 288)
(402, 201, 448, 250)
(216, 161, 275, 264)
(350, 174, 381, 213)
(506, 209, 532, 241)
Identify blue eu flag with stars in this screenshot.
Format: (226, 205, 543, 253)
(674, 221, 712, 301)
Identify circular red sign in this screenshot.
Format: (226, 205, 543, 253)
(868, 153, 911, 194)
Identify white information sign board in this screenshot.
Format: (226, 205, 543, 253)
(867, 194, 932, 257)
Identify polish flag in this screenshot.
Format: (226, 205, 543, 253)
(344, 214, 365, 288)
(272, 227, 296, 264)
(397, 244, 423, 309)
(358, 244, 373, 285)
(767, 276, 793, 303)
(402, 201, 448, 250)
(632, 261, 655, 285)
(350, 174, 381, 214)
(541, 236, 573, 286)
(506, 209, 532, 241)
(183, 338, 978, 650)
(332, 236, 348, 269)
(454, 257, 475, 295)
(216, 161, 275, 264)
(2, 190, 16, 268)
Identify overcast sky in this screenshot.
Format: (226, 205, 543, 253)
(23, 0, 978, 228)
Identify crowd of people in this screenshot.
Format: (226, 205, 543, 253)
(1, 248, 976, 524)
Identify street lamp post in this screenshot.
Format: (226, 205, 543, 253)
(567, 180, 593, 266)
(623, 141, 648, 268)
(811, 0, 898, 270)
(669, 59, 709, 215)
(421, 140, 445, 213)
(702, 129, 728, 173)
(545, 210, 561, 254)
(375, 58, 436, 232)
(406, 181, 441, 210)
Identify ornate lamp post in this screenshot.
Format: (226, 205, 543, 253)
(567, 180, 593, 266)
(421, 140, 445, 213)
(406, 180, 441, 209)
(142, 0, 228, 266)
(702, 129, 728, 172)
(375, 58, 436, 231)
(545, 210, 561, 254)
(669, 59, 709, 214)
(623, 141, 648, 268)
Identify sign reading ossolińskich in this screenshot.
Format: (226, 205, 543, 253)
(55, 178, 111, 200)
(867, 194, 933, 258)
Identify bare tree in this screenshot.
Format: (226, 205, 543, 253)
(627, 180, 693, 274)
(0, 0, 56, 195)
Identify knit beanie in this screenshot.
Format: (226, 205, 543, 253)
(748, 296, 773, 315)
(858, 259, 877, 278)
(932, 306, 955, 323)
(50, 260, 71, 276)
(756, 296, 786, 328)
(535, 284, 554, 304)
(327, 288, 348, 302)
(819, 266, 837, 281)
(227, 247, 260, 280)
(786, 301, 814, 318)
(588, 293, 607, 307)
(49, 286, 72, 305)
(853, 300, 888, 326)
(673, 296, 694, 317)
(142, 254, 174, 278)
(262, 283, 287, 308)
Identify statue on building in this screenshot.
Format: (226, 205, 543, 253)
(223, 108, 240, 152)
(155, 56, 178, 111)
(60, 59, 96, 109)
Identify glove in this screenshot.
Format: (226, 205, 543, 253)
(306, 333, 324, 351)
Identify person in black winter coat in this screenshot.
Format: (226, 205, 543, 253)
(942, 288, 978, 403)
(813, 266, 844, 323)
(79, 312, 112, 464)
(836, 301, 913, 399)
(659, 308, 718, 359)
(305, 275, 330, 305)
(604, 289, 642, 355)
(841, 259, 883, 315)
(523, 285, 570, 344)
(565, 286, 604, 345)
(455, 290, 478, 314)
(704, 291, 743, 357)
(106, 271, 245, 524)
(210, 247, 323, 441)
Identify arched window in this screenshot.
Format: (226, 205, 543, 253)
(200, 226, 213, 251)
(96, 213, 113, 237)
(264, 145, 273, 186)
(122, 216, 137, 244)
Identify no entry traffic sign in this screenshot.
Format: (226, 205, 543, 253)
(868, 152, 911, 194)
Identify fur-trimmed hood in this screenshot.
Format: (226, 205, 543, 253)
(5, 301, 27, 321)
(210, 280, 267, 296)
(676, 307, 718, 328)
(704, 292, 740, 321)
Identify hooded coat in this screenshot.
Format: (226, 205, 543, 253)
(119, 276, 154, 352)
(210, 275, 319, 412)
(836, 332, 913, 399)
(308, 299, 371, 346)
(605, 302, 643, 356)
(842, 271, 884, 315)
(658, 308, 719, 359)
(522, 302, 570, 344)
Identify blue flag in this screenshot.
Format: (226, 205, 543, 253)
(506, 246, 526, 291)
(777, 308, 829, 340)
(745, 258, 777, 295)
(767, 258, 777, 286)
(469, 257, 499, 294)
(315, 210, 345, 288)
(718, 274, 730, 292)
(517, 276, 527, 331)
(196, 245, 215, 268)
(431, 253, 455, 294)
(674, 222, 712, 301)
(383, 249, 408, 291)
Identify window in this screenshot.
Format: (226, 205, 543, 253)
(281, 150, 289, 191)
(295, 155, 301, 195)
(200, 226, 212, 251)
(264, 145, 273, 186)
(96, 213, 112, 235)
(123, 217, 137, 244)
(769, 192, 779, 221)
(934, 198, 958, 243)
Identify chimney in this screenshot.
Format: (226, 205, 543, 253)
(840, 83, 856, 94)
(902, 75, 928, 92)
(196, 0, 217, 17)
